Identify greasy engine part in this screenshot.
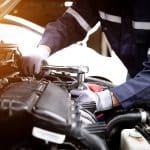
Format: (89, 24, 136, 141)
(0, 42, 150, 150)
(0, 75, 107, 150)
(0, 43, 21, 78)
(0, 48, 108, 149)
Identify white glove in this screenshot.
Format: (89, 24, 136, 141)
(71, 86, 99, 104)
(71, 87, 113, 111)
(21, 45, 50, 75)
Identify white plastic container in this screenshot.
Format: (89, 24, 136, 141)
(121, 128, 150, 150)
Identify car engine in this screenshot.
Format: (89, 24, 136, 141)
(0, 43, 150, 150)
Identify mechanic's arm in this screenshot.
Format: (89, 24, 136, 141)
(71, 85, 121, 112)
(97, 50, 150, 110)
(112, 52, 150, 109)
(39, 0, 99, 53)
(22, 0, 99, 75)
(71, 51, 150, 111)
(98, 52, 150, 111)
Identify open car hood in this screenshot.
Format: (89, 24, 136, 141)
(0, 0, 21, 18)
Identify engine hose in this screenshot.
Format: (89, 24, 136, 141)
(71, 128, 109, 150)
(107, 112, 147, 134)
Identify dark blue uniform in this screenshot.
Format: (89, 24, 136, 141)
(39, 0, 150, 109)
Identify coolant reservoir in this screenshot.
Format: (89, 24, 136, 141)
(121, 128, 150, 150)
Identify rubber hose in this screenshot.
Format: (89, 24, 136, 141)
(71, 128, 109, 150)
(107, 112, 142, 134)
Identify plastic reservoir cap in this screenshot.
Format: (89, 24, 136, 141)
(121, 129, 150, 150)
(129, 129, 143, 138)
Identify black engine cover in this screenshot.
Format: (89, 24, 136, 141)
(0, 79, 71, 138)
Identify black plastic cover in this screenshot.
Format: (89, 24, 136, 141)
(34, 82, 70, 125)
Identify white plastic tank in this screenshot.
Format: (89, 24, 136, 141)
(121, 128, 150, 150)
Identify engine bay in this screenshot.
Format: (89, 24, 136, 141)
(0, 43, 149, 150)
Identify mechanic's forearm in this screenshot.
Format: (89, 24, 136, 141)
(111, 93, 120, 107)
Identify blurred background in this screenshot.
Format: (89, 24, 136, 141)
(10, 0, 67, 26)
(9, 0, 102, 53)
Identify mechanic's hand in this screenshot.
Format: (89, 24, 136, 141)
(21, 45, 50, 75)
(71, 84, 99, 104)
(71, 85, 113, 111)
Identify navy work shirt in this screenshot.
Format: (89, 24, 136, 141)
(39, 0, 150, 109)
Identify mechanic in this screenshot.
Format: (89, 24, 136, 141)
(22, 0, 150, 112)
